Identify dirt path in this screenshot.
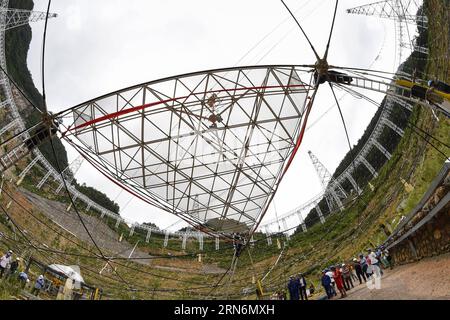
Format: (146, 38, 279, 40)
(341, 253, 450, 300)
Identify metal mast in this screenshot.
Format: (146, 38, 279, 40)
(346, 0, 428, 62)
(0, 8, 57, 31)
(55, 155, 84, 193)
(308, 151, 346, 212)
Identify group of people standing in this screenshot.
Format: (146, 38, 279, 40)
(286, 273, 314, 300)
(0, 249, 46, 297)
(321, 246, 392, 299)
(0, 249, 20, 279)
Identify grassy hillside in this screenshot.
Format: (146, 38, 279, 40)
(222, 0, 450, 299)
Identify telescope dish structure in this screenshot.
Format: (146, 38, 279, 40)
(61, 66, 312, 234)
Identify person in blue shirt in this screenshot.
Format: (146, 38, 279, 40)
(18, 271, 28, 289)
(321, 270, 333, 299)
(31, 275, 45, 297)
(359, 254, 370, 278)
(287, 275, 300, 300)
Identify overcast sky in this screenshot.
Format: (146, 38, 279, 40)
(26, 0, 414, 231)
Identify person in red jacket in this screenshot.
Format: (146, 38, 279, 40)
(331, 266, 347, 299)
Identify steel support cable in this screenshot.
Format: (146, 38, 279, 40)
(272, 200, 281, 231)
(38, 0, 130, 288)
(334, 82, 450, 159)
(0, 191, 218, 293)
(241, 0, 316, 63)
(35, 139, 129, 285)
(399, 0, 414, 57)
(205, 255, 235, 299)
(63, 134, 236, 242)
(266, 182, 406, 290)
(2, 182, 201, 261)
(238, 189, 378, 285)
(224, 255, 240, 299)
(1, 180, 198, 261)
(304, 25, 388, 132)
(251, 1, 326, 67)
(0, 64, 43, 114)
(394, 18, 399, 71)
(219, 100, 450, 290)
(0, 187, 115, 261)
(280, 0, 321, 61)
(0, 122, 43, 149)
(249, 0, 326, 67)
(323, 0, 339, 60)
(248, 81, 318, 241)
(329, 83, 353, 157)
(256, 115, 450, 290)
(215, 193, 365, 290)
(0, 229, 191, 297)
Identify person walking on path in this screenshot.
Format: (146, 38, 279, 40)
(287, 276, 300, 300)
(349, 262, 358, 282)
(325, 268, 337, 296)
(342, 263, 354, 290)
(367, 249, 381, 278)
(0, 250, 13, 278)
(375, 247, 384, 275)
(353, 258, 366, 284)
(383, 249, 393, 270)
(321, 270, 333, 299)
(298, 273, 308, 301)
(359, 254, 370, 278)
(331, 266, 347, 299)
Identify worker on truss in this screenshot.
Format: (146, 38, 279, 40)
(232, 233, 244, 257)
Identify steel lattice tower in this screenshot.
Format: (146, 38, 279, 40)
(308, 151, 347, 213)
(55, 155, 84, 193)
(346, 0, 428, 63)
(0, 7, 57, 31)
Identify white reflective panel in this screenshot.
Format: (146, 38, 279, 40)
(65, 66, 310, 232)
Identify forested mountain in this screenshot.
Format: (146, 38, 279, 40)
(6, 0, 120, 215)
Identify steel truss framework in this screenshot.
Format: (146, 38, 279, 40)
(1, 0, 444, 248)
(346, 0, 427, 25)
(61, 66, 312, 233)
(0, 7, 56, 31)
(59, 64, 434, 240)
(346, 0, 428, 63)
(308, 150, 347, 212)
(256, 66, 431, 234)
